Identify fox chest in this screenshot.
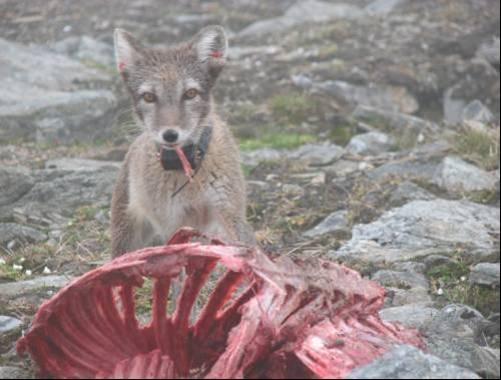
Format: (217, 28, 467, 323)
(127, 175, 213, 238)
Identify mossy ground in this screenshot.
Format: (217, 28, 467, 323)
(240, 131, 316, 151)
(453, 125, 500, 171)
(427, 258, 500, 317)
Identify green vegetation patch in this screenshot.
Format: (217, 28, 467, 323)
(240, 132, 316, 151)
(427, 259, 500, 316)
(427, 260, 469, 283)
(329, 123, 358, 146)
(454, 127, 500, 171)
(269, 93, 317, 125)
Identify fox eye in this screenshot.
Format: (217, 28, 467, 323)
(184, 88, 199, 100)
(142, 92, 156, 103)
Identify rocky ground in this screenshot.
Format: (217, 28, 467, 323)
(0, 0, 500, 378)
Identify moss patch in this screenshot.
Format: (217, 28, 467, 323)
(269, 93, 317, 125)
(240, 132, 316, 151)
(427, 259, 500, 316)
(454, 127, 500, 171)
(465, 189, 499, 205)
(329, 123, 358, 146)
(427, 260, 470, 283)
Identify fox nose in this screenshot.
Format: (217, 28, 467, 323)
(163, 129, 179, 143)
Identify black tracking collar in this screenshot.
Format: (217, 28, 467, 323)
(160, 126, 213, 172)
(159, 126, 213, 198)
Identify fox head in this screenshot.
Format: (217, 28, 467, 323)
(114, 26, 227, 148)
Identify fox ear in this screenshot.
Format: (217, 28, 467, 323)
(114, 29, 143, 74)
(192, 25, 227, 78)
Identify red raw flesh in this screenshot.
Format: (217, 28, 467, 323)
(17, 228, 425, 379)
(174, 146, 194, 179)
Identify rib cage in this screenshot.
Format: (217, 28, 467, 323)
(17, 228, 424, 379)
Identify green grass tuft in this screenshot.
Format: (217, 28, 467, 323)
(427, 259, 500, 316)
(455, 127, 500, 171)
(240, 132, 316, 151)
(269, 94, 317, 125)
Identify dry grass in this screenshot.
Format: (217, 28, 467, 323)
(454, 124, 500, 171)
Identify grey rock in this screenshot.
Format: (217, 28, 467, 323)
(52, 36, 114, 67)
(0, 37, 110, 90)
(241, 148, 283, 168)
(0, 275, 72, 298)
(444, 85, 468, 126)
(49, 35, 80, 55)
(1, 84, 117, 145)
(304, 210, 350, 238)
(19, 169, 117, 220)
(368, 159, 439, 182)
(469, 263, 500, 287)
(291, 74, 313, 90)
(0, 367, 31, 380)
(325, 159, 362, 177)
(0, 315, 22, 334)
(0, 223, 47, 247)
(352, 105, 439, 134)
(348, 345, 480, 379)
(0, 38, 117, 144)
(432, 156, 498, 193)
(0, 167, 34, 212)
(424, 304, 500, 378)
(443, 61, 500, 126)
(288, 142, 345, 166)
(331, 200, 500, 265)
(228, 45, 281, 61)
(387, 287, 433, 307)
(239, 0, 363, 37)
(424, 255, 455, 270)
(318, 81, 418, 114)
(372, 270, 429, 290)
(282, 184, 305, 197)
(346, 132, 395, 156)
(392, 261, 426, 274)
(45, 158, 120, 172)
(388, 181, 435, 207)
(365, 0, 407, 15)
(95, 209, 110, 225)
(34, 89, 117, 144)
(172, 14, 217, 26)
(476, 36, 500, 67)
(380, 304, 438, 329)
(75, 36, 114, 67)
(246, 180, 270, 193)
(290, 171, 326, 185)
(461, 100, 495, 124)
(3, 161, 119, 226)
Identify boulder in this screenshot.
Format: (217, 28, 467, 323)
(424, 304, 500, 378)
(303, 210, 350, 238)
(239, 0, 363, 37)
(288, 142, 345, 166)
(348, 345, 480, 379)
(331, 200, 500, 265)
(380, 304, 438, 329)
(2, 159, 119, 226)
(469, 263, 500, 287)
(0, 275, 73, 298)
(0, 315, 22, 334)
(461, 100, 495, 124)
(318, 81, 418, 114)
(365, 0, 408, 16)
(0, 223, 47, 248)
(0, 38, 117, 144)
(346, 132, 395, 156)
(432, 156, 498, 193)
